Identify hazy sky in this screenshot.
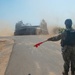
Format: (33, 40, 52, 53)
(0, 0, 75, 29)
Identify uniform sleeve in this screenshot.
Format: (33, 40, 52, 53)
(47, 34, 63, 41)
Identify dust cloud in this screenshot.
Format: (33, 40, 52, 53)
(0, 27, 14, 36)
(0, 21, 14, 36)
(0, 20, 64, 36)
(47, 25, 59, 36)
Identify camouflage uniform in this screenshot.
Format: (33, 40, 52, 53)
(47, 28, 75, 75)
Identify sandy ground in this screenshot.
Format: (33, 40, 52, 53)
(0, 35, 60, 75)
(5, 36, 62, 75)
(0, 39, 14, 75)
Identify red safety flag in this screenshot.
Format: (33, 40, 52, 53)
(34, 40, 47, 48)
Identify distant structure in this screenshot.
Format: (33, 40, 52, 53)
(40, 19, 49, 34)
(14, 20, 49, 35)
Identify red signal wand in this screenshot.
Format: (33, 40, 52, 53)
(34, 40, 47, 48)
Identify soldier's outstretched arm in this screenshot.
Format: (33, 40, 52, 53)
(47, 34, 62, 41)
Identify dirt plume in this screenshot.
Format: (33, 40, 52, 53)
(0, 27, 14, 36)
(0, 21, 14, 36)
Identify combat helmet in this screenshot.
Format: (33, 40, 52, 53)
(65, 19, 72, 28)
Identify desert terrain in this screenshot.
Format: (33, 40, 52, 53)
(0, 39, 14, 75)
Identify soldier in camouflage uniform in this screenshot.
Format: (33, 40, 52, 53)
(47, 19, 75, 75)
